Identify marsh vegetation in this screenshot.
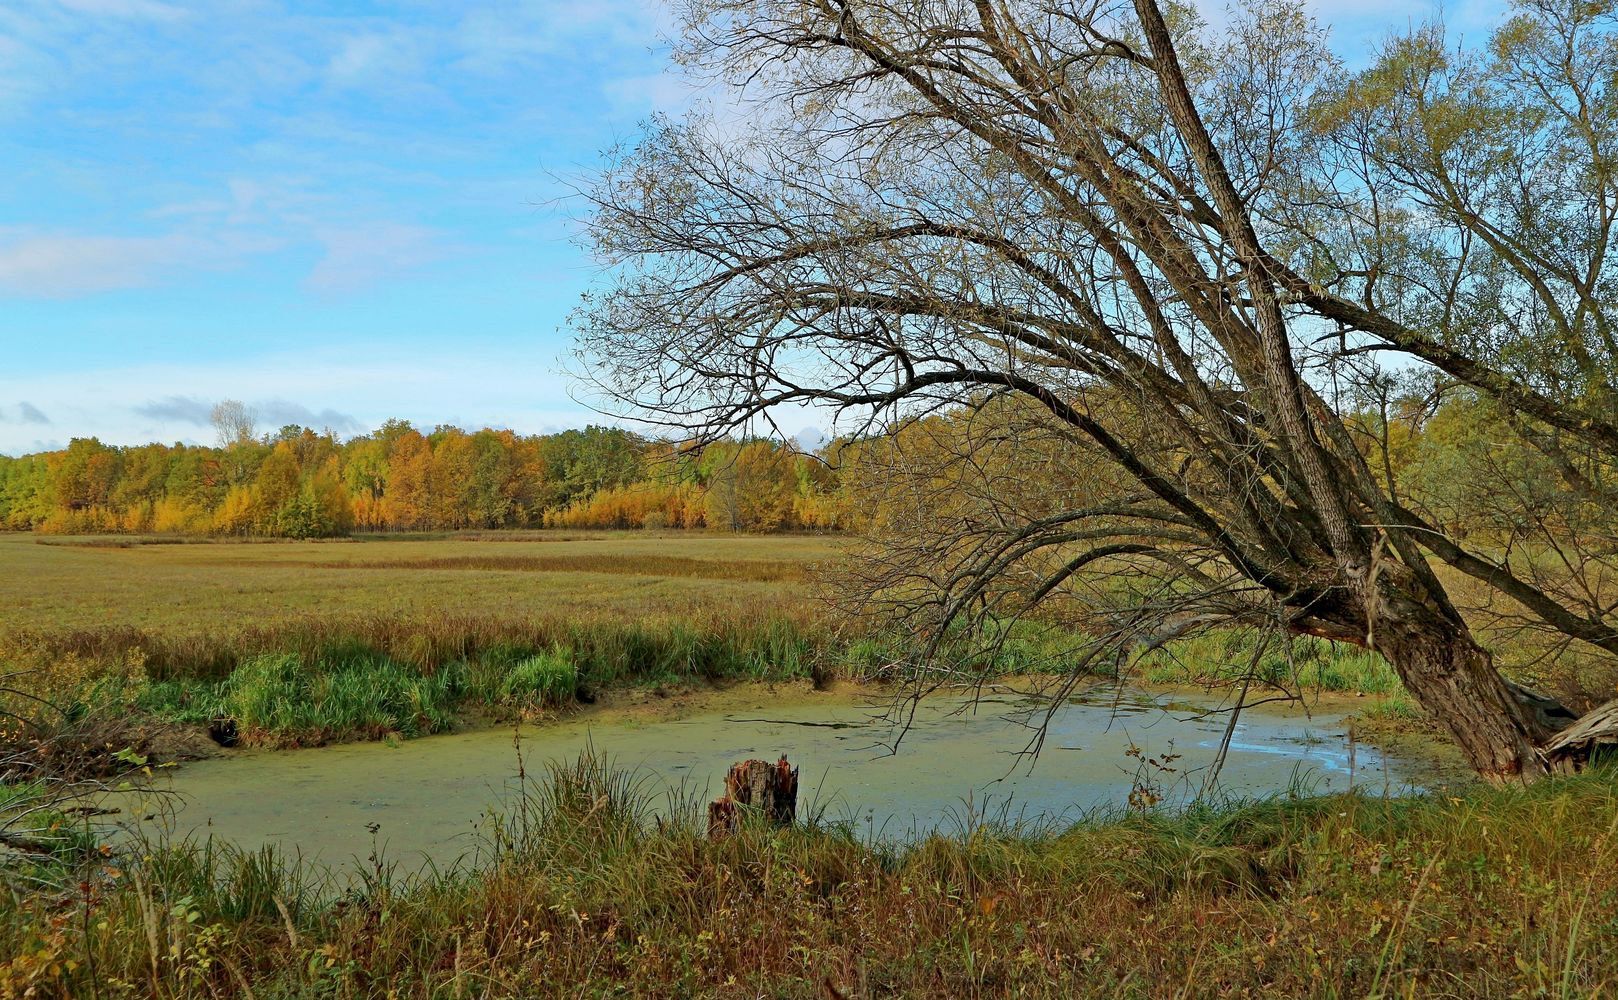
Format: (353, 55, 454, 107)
(0, 529, 1601, 997)
(4, 751, 1618, 997)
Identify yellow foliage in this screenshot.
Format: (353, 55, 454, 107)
(213, 485, 259, 536)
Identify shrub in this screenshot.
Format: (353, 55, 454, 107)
(500, 651, 578, 707)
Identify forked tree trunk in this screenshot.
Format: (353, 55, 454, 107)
(1373, 614, 1555, 783)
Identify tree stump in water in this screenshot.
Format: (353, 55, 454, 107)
(707, 756, 798, 838)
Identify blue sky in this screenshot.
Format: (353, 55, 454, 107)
(0, 0, 1510, 456)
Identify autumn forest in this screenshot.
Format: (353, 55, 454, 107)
(0, 386, 1569, 549)
(0, 414, 854, 536)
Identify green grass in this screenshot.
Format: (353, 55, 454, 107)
(486, 649, 579, 707)
(1140, 631, 1402, 694)
(0, 781, 101, 869)
(5, 754, 1617, 997)
(212, 652, 461, 746)
(1359, 692, 1425, 722)
(123, 617, 833, 747)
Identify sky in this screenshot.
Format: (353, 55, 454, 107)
(0, 0, 1512, 456)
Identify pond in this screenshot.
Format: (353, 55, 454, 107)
(132, 684, 1422, 865)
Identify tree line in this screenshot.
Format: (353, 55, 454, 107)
(0, 386, 1586, 545)
(0, 416, 852, 537)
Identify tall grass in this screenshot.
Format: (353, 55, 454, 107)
(5, 605, 833, 684)
(4, 755, 1617, 998)
(206, 653, 462, 747)
(14, 613, 1412, 750)
(1140, 631, 1402, 694)
(115, 613, 836, 747)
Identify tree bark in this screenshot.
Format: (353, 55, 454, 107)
(1373, 613, 1555, 782)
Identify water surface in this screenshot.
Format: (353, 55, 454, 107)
(139, 685, 1416, 865)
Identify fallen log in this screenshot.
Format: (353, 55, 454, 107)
(707, 755, 799, 838)
(1541, 696, 1618, 767)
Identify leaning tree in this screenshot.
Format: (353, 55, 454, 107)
(575, 0, 1618, 780)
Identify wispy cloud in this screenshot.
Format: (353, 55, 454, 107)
(451, 0, 671, 74)
(54, 0, 188, 20)
(326, 30, 427, 88)
(54, 0, 187, 19)
(0, 232, 196, 296)
(132, 394, 213, 426)
(0, 30, 50, 117)
(0, 227, 281, 297)
(16, 401, 50, 424)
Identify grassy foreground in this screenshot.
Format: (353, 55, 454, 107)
(4, 754, 1616, 998)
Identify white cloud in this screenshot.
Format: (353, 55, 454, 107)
(328, 34, 391, 81)
(326, 30, 426, 88)
(451, 0, 672, 74)
(0, 30, 51, 118)
(0, 227, 281, 297)
(0, 232, 197, 296)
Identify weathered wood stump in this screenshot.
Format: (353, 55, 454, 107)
(706, 796, 738, 839)
(1541, 696, 1618, 768)
(707, 755, 798, 838)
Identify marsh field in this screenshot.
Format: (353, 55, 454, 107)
(0, 531, 834, 633)
(3, 531, 1617, 998)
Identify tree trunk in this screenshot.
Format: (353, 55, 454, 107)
(1374, 615, 1554, 783)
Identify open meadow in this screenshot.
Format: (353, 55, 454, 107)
(0, 531, 838, 634)
(1, 531, 1411, 749)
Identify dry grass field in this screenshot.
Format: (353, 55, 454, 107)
(0, 530, 1408, 748)
(0, 531, 840, 636)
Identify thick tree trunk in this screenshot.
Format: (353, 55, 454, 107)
(1374, 615, 1555, 783)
